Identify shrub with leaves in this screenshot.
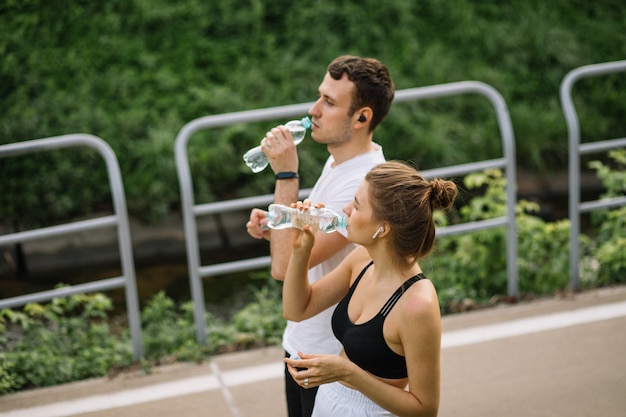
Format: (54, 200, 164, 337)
(586, 150, 626, 285)
(426, 169, 572, 310)
(0, 288, 134, 394)
(516, 200, 572, 294)
(0, 279, 284, 394)
(231, 278, 285, 348)
(2, 0, 624, 227)
(141, 291, 218, 363)
(140, 280, 285, 360)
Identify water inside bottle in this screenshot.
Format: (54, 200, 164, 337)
(266, 205, 346, 233)
(243, 145, 267, 173)
(289, 124, 306, 145)
(266, 204, 295, 229)
(314, 210, 347, 233)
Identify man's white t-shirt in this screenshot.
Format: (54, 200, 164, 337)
(282, 143, 386, 356)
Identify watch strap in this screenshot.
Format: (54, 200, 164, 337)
(275, 172, 299, 180)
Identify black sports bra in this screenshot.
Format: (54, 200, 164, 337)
(331, 261, 425, 379)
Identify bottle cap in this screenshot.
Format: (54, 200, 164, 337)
(300, 117, 312, 129)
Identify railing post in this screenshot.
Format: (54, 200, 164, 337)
(0, 134, 143, 360)
(560, 60, 626, 288)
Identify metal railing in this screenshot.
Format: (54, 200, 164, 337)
(176, 81, 518, 345)
(560, 60, 626, 288)
(0, 134, 143, 360)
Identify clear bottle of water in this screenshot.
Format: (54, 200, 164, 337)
(266, 203, 347, 233)
(243, 117, 312, 173)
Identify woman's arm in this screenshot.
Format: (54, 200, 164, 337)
(384, 280, 441, 417)
(281, 225, 315, 321)
(282, 235, 366, 322)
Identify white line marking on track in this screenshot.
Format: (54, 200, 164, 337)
(0, 375, 220, 417)
(442, 301, 626, 348)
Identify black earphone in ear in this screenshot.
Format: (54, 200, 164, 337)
(358, 115, 366, 122)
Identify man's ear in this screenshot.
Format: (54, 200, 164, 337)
(355, 108, 373, 126)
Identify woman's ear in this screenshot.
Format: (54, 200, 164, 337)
(372, 222, 390, 239)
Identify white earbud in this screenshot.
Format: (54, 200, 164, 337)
(372, 226, 384, 239)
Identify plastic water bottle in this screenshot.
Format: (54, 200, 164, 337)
(265, 204, 347, 233)
(243, 117, 313, 173)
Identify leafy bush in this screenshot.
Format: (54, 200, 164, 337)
(0, 277, 285, 394)
(140, 291, 207, 362)
(1, 0, 624, 227)
(427, 151, 625, 311)
(230, 278, 285, 347)
(516, 203, 572, 294)
(585, 150, 626, 285)
(427, 169, 572, 310)
(0, 288, 134, 394)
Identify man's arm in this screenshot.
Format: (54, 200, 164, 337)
(269, 176, 300, 281)
(261, 124, 351, 280)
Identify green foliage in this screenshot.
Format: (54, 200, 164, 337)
(140, 276, 285, 360)
(516, 204, 572, 294)
(0, 288, 134, 394)
(427, 169, 572, 309)
(140, 294, 204, 361)
(428, 153, 625, 310)
(585, 150, 626, 285)
(427, 170, 509, 306)
(1, 0, 625, 227)
(0, 277, 285, 394)
(588, 150, 626, 199)
(231, 278, 285, 347)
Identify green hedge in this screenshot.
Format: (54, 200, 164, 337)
(1, 0, 625, 227)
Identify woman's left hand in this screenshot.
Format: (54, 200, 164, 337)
(283, 352, 352, 389)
